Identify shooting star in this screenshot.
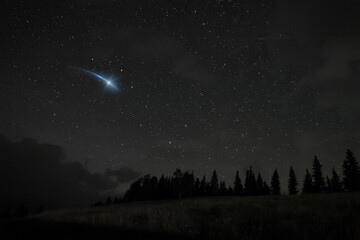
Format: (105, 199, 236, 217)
(68, 66, 120, 92)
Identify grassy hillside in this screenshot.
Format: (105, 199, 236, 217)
(1, 192, 360, 239)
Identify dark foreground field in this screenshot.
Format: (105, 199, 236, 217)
(1, 193, 360, 240)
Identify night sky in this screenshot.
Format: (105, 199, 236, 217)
(1, 0, 360, 206)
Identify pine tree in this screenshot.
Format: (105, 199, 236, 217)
(173, 169, 183, 198)
(288, 166, 298, 195)
(149, 176, 158, 199)
(343, 149, 360, 191)
(271, 169, 280, 195)
(233, 170, 243, 195)
(194, 177, 201, 196)
(302, 169, 313, 194)
(200, 176, 207, 195)
(219, 181, 227, 195)
(312, 156, 325, 193)
(331, 168, 342, 192)
(244, 167, 257, 195)
(157, 175, 166, 199)
(210, 170, 219, 195)
(256, 173, 264, 195)
(182, 171, 194, 197)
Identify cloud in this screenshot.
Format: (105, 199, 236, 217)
(315, 38, 360, 81)
(105, 167, 141, 183)
(300, 38, 360, 115)
(269, 1, 360, 120)
(0, 135, 137, 211)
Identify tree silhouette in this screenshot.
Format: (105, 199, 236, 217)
(244, 167, 257, 195)
(210, 170, 219, 195)
(342, 149, 360, 191)
(157, 175, 167, 199)
(121, 154, 357, 203)
(227, 185, 234, 195)
(219, 181, 227, 195)
(205, 182, 211, 195)
(149, 176, 158, 199)
(182, 171, 195, 197)
(124, 177, 143, 201)
(200, 176, 207, 196)
(106, 196, 113, 205)
(271, 169, 280, 195)
(331, 168, 342, 192)
(302, 169, 313, 194)
(288, 166, 298, 195)
(256, 173, 264, 195)
(194, 177, 201, 196)
(172, 169, 183, 198)
(312, 156, 325, 193)
(36, 204, 44, 214)
(233, 170, 243, 195)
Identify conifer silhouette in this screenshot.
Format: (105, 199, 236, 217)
(233, 170, 243, 195)
(343, 149, 360, 191)
(302, 169, 313, 194)
(271, 169, 280, 195)
(288, 166, 298, 195)
(256, 173, 264, 195)
(210, 170, 219, 195)
(200, 176, 207, 196)
(312, 156, 325, 193)
(244, 167, 257, 195)
(331, 168, 342, 192)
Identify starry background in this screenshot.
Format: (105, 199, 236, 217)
(1, 0, 360, 202)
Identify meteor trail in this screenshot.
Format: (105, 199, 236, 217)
(68, 66, 120, 92)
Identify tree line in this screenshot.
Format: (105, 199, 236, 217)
(97, 149, 360, 205)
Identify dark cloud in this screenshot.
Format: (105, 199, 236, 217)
(269, 1, 360, 120)
(0, 134, 138, 211)
(105, 167, 141, 183)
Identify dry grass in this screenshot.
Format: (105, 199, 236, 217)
(6, 192, 360, 239)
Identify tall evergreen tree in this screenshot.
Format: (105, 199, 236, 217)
(312, 156, 325, 193)
(288, 166, 298, 195)
(194, 177, 201, 196)
(200, 176, 207, 195)
(157, 175, 166, 199)
(182, 171, 195, 197)
(233, 170, 243, 195)
(342, 149, 360, 191)
(219, 181, 227, 195)
(210, 170, 219, 195)
(331, 168, 342, 192)
(149, 176, 158, 199)
(256, 173, 264, 195)
(244, 167, 257, 195)
(302, 169, 313, 194)
(271, 169, 280, 195)
(172, 169, 183, 198)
